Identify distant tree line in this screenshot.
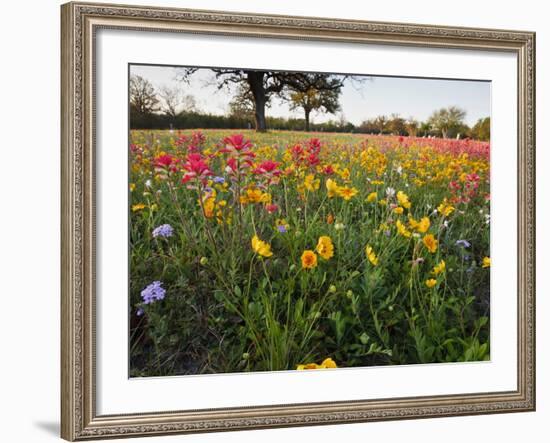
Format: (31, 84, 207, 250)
(130, 73, 490, 141)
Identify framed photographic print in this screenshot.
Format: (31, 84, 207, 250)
(61, 1, 536, 440)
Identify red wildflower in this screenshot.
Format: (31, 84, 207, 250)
(290, 144, 304, 160)
(306, 153, 320, 167)
(307, 138, 322, 154)
(448, 180, 461, 191)
(175, 135, 189, 147)
(191, 131, 206, 146)
(254, 160, 281, 175)
(181, 153, 212, 184)
(155, 154, 174, 168)
(222, 134, 254, 157)
(265, 203, 279, 214)
(226, 157, 238, 173)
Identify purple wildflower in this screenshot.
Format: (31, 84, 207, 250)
(213, 176, 225, 184)
(277, 225, 287, 233)
(152, 224, 174, 238)
(136, 307, 144, 316)
(141, 281, 166, 304)
(455, 239, 471, 248)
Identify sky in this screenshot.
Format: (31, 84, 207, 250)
(130, 64, 491, 126)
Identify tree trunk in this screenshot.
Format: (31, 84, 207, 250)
(247, 71, 267, 132)
(304, 108, 311, 132)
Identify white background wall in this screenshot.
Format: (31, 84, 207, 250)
(0, 0, 547, 442)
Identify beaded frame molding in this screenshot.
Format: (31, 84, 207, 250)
(61, 2, 535, 440)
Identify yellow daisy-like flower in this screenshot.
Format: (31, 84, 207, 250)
(202, 196, 216, 218)
(301, 250, 318, 269)
(131, 203, 146, 212)
(320, 357, 337, 368)
(316, 236, 334, 260)
(425, 278, 437, 288)
(393, 206, 404, 215)
(396, 220, 412, 238)
(432, 260, 446, 275)
(304, 174, 320, 192)
(423, 234, 438, 253)
(396, 191, 412, 209)
(338, 167, 351, 180)
(366, 192, 378, 203)
(365, 245, 379, 266)
(437, 198, 455, 217)
(243, 188, 271, 204)
(251, 235, 273, 258)
(417, 216, 431, 233)
(129, 183, 136, 192)
(326, 178, 340, 198)
(297, 357, 337, 370)
(337, 186, 358, 201)
(482, 256, 491, 268)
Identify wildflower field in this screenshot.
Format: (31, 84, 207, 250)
(129, 129, 491, 377)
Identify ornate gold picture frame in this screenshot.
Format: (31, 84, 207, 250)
(61, 1, 535, 440)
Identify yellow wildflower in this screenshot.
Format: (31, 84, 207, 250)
(366, 192, 377, 203)
(425, 278, 437, 288)
(432, 260, 446, 275)
(423, 234, 438, 253)
(396, 220, 412, 238)
(297, 357, 337, 370)
(316, 236, 334, 260)
(129, 183, 136, 192)
(397, 191, 412, 209)
(393, 206, 404, 215)
(326, 178, 340, 198)
(482, 256, 491, 268)
(339, 167, 351, 180)
(251, 235, 273, 258)
(437, 198, 455, 217)
(202, 197, 215, 218)
(301, 250, 318, 269)
(337, 186, 358, 201)
(417, 216, 431, 233)
(365, 245, 379, 266)
(241, 188, 271, 204)
(304, 174, 320, 192)
(131, 203, 146, 212)
(321, 357, 337, 368)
